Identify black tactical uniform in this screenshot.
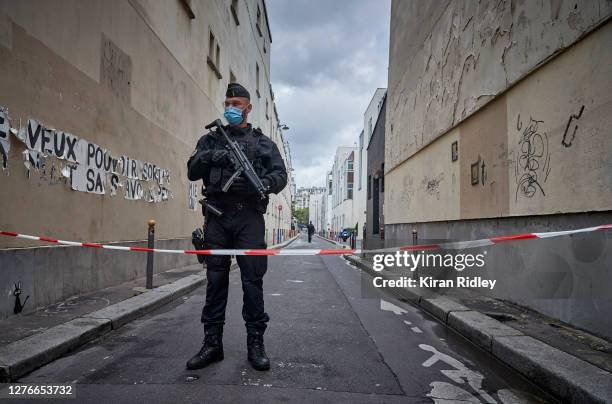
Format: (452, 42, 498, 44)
(186, 83, 287, 371)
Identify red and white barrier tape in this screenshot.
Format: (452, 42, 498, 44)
(0, 224, 610, 256)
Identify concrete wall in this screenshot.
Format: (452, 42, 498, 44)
(385, 212, 612, 340)
(0, 0, 292, 318)
(385, 0, 612, 338)
(0, 238, 195, 319)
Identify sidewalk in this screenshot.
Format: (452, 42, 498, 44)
(0, 235, 298, 382)
(344, 253, 612, 403)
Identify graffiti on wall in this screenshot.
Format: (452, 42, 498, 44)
(514, 115, 550, 201)
(0, 107, 173, 203)
(12, 281, 29, 314)
(423, 173, 444, 200)
(561, 105, 585, 148)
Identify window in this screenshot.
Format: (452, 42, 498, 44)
(381, 163, 384, 192)
(256, 5, 263, 37)
(346, 179, 353, 200)
(265, 99, 269, 120)
(207, 30, 222, 79)
(368, 117, 373, 137)
(230, 0, 240, 25)
(347, 159, 353, 171)
(367, 175, 372, 199)
(255, 63, 261, 97)
(229, 70, 236, 83)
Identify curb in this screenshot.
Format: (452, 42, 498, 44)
(344, 254, 612, 403)
(272, 234, 298, 249)
(0, 271, 206, 382)
(314, 234, 350, 247)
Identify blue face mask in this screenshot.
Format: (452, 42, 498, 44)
(224, 106, 244, 126)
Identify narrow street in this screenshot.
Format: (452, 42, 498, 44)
(19, 235, 554, 403)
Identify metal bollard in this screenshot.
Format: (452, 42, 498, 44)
(146, 219, 156, 289)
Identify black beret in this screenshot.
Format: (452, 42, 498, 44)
(226, 82, 250, 99)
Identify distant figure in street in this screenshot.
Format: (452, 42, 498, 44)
(307, 221, 315, 243)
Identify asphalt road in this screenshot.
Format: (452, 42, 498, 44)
(15, 234, 555, 403)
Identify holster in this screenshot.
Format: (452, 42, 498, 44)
(192, 227, 206, 264)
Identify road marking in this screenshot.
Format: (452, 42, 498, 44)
(286, 279, 304, 283)
(403, 320, 412, 325)
(380, 299, 408, 315)
(420, 344, 496, 403)
(411, 326, 423, 334)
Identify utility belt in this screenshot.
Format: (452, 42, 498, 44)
(200, 195, 267, 217)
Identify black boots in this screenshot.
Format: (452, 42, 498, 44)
(247, 332, 270, 371)
(186, 328, 224, 370)
(186, 328, 270, 371)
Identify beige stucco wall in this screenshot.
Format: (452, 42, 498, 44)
(385, 128, 459, 224)
(507, 21, 612, 216)
(0, 0, 292, 249)
(386, 0, 612, 173)
(386, 0, 612, 224)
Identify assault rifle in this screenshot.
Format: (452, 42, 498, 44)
(204, 119, 269, 200)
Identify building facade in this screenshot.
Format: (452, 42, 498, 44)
(353, 88, 386, 245)
(365, 94, 386, 251)
(0, 0, 292, 319)
(386, 0, 612, 338)
(330, 146, 357, 234)
(308, 191, 325, 234)
(294, 186, 325, 210)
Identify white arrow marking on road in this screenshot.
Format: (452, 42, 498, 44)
(380, 299, 408, 315)
(287, 280, 304, 283)
(411, 327, 423, 334)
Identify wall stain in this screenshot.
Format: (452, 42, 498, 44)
(423, 173, 444, 200)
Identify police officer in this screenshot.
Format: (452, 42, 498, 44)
(186, 83, 287, 371)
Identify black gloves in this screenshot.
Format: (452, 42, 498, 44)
(262, 178, 272, 194)
(210, 149, 231, 167)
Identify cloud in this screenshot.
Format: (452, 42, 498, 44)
(267, 0, 390, 188)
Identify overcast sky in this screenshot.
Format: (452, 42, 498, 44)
(267, 0, 391, 189)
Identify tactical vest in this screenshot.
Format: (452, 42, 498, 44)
(206, 126, 263, 196)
